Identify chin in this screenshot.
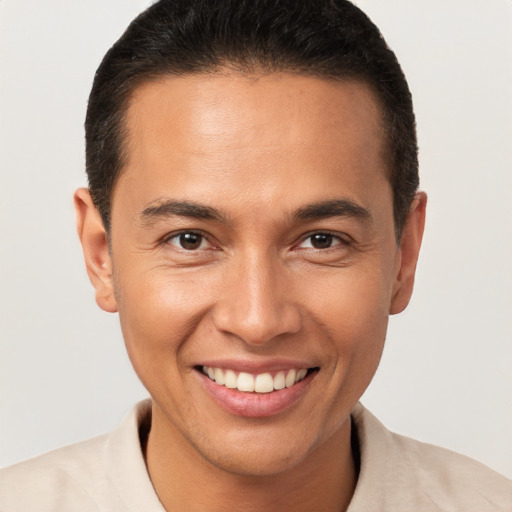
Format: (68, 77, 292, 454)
(201, 443, 309, 477)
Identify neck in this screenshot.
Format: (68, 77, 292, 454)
(145, 403, 357, 512)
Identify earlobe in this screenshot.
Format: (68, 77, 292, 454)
(390, 191, 427, 315)
(74, 188, 118, 313)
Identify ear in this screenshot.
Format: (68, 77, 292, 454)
(74, 188, 118, 313)
(390, 191, 427, 315)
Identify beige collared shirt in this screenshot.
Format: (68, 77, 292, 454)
(1, 400, 510, 511)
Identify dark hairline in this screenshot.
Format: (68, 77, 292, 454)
(106, 68, 394, 235)
(85, 0, 419, 243)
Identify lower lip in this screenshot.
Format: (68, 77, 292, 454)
(197, 370, 316, 418)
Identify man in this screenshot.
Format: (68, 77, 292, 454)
(1, 0, 510, 510)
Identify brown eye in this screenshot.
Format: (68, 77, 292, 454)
(167, 232, 210, 251)
(298, 233, 344, 250)
(310, 233, 334, 249)
(180, 233, 202, 250)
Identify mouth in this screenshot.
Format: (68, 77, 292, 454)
(194, 364, 319, 418)
(199, 365, 315, 393)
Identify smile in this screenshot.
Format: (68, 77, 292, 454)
(196, 363, 319, 417)
(202, 366, 309, 393)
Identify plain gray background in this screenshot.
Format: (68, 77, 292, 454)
(1, 0, 511, 477)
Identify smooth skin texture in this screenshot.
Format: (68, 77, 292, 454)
(75, 73, 426, 512)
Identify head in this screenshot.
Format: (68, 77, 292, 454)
(76, 0, 426, 480)
(85, 0, 418, 240)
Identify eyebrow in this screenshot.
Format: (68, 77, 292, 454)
(139, 199, 226, 224)
(293, 199, 372, 223)
(138, 197, 371, 226)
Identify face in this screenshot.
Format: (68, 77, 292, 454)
(76, 72, 425, 477)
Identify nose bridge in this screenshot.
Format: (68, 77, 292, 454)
(213, 248, 301, 345)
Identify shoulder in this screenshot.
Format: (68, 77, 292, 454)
(0, 433, 110, 512)
(349, 404, 512, 512)
(0, 399, 162, 512)
(389, 431, 512, 511)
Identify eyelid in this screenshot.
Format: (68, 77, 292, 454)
(294, 231, 351, 249)
(162, 229, 216, 251)
(159, 229, 352, 252)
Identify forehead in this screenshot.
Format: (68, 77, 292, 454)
(116, 72, 389, 219)
(125, 72, 384, 157)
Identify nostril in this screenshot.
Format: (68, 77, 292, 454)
(212, 306, 302, 346)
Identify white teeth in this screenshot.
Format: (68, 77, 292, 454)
(296, 368, 307, 381)
(214, 367, 225, 385)
(285, 369, 297, 388)
(254, 373, 274, 393)
(224, 369, 237, 388)
(274, 371, 286, 390)
(237, 372, 255, 392)
(202, 366, 310, 393)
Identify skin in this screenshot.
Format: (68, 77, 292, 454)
(75, 72, 426, 512)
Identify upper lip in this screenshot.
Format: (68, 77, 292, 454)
(195, 358, 318, 374)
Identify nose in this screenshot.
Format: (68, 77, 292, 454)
(212, 251, 302, 346)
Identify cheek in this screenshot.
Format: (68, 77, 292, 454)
(114, 269, 217, 374)
(327, 302, 388, 388)
(306, 264, 392, 337)
(304, 265, 392, 389)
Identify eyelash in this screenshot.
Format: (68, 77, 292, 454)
(296, 231, 351, 251)
(162, 230, 215, 251)
(162, 230, 351, 252)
